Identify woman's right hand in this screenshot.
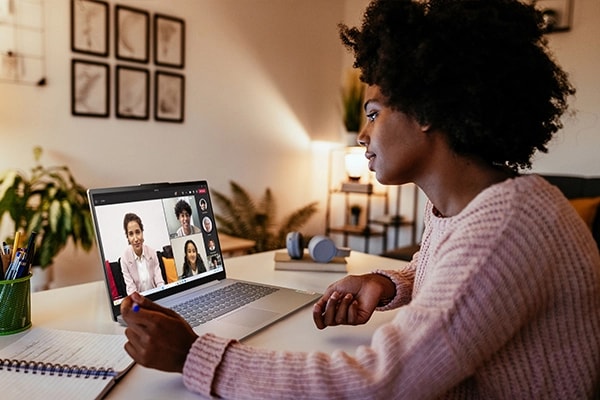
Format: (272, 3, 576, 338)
(312, 273, 395, 329)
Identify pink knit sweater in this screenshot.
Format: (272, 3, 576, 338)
(183, 175, 600, 399)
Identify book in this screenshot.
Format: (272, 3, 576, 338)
(341, 182, 373, 193)
(273, 251, 347, 272)
(0, 327, 134, 399)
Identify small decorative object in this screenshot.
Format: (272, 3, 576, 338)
(0, 147, 95, 273)
(116, 65, 149, 120)
(533, 0, 573, 33)
(155, 71, 185, 122)
(350, 204, 362, 226)
(71, 59, 110, 117)
(212, 181, 318, 253)
(115, 5, 149, 63)
(71, 0, 109, 57)
(154, 14, 185, 68)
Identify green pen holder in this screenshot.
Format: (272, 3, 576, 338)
(0, 273, 32, 335)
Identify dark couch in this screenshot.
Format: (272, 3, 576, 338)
(541, 174, 600, 248)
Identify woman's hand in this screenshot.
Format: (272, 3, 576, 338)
(312, 273, 396, 329)
(121, 292, 199, 372)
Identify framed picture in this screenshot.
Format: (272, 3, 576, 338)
(533, 0, 573, 32)
(71, 0, 109, 57)
(154, 14, 185, 68)
(115, 5, 149, 63)
(116, 66, 149, 120)
(155, 71, 185, 123)
(71, 59, 109, 118)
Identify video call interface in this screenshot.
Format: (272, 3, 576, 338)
(90, 182, 223, 306)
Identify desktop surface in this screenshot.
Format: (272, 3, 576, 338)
(0, 250, 406, 399)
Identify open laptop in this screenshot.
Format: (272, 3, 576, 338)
(87, 180, 320, 340)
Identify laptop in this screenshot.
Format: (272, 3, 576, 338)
(87, 180, 320, 340)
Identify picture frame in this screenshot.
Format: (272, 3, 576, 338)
(116, 66, 149, 120)
(71, 59, 109, 118)
(71, 0, 109, 57)
(154, 71, 185, 123)
(534, 0, 573, 33)
(115, 5, 149, 63)
(154, 14, 185, 68)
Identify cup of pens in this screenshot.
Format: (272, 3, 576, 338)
(0, 231, 36, 335)
(0, 273, 32, 335)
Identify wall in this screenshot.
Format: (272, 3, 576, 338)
(0, 0, 598, 288)
(0, 0, 347, 287)
(531, 0, 600, 175)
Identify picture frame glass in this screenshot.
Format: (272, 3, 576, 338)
(72, 0, 108, 56)
(72, 61, 108, 117)
(116, 6, 149, 62)
(155, 16, 184, 67)
(117, 68, 148, 119)
(156, 73, 183, 121)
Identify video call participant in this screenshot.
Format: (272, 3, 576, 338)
(180, 239, 207, 279)
(175, 199, 201, 237)
(120, 213, 165, 295)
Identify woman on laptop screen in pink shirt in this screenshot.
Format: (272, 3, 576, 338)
(120, 212, 165, 295)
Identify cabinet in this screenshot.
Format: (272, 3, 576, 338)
(325, 148, 419, 254)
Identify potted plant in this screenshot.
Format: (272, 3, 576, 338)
(0, 146, 95, 289)
(350, 204, 362, 226)
(212, 181, 318, 253)
(341, 69, 365, 144)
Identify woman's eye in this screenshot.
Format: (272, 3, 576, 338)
(366, 111, 378, 122)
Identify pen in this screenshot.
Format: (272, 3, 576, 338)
(23, 231, 37, 274)
(5, 250, 24, 280)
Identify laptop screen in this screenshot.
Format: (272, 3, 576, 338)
(88, 181, 227, 318)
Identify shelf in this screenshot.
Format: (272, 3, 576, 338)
(369, 214, 413, 227)
(328, 225, 384, 237)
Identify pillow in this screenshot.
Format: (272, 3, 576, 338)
(162, 257, 178, 283)
(569, 197, 600, 230)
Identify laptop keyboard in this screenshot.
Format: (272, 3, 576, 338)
(172, 282, 279, 327)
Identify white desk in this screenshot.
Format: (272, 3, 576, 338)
(1, 250, 406, 399)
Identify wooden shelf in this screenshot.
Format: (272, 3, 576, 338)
(369, 215, 413, 227)
(328, 225, 384, 236)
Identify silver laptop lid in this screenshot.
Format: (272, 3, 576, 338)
(88, 180, 227, 321)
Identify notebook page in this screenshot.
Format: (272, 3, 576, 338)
(0, 327, 132, 373)
(0, 371, 116, 400)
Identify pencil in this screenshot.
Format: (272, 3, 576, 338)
(11, 231, 21, 263)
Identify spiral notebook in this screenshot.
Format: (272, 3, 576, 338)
(0, 327, 134, 399)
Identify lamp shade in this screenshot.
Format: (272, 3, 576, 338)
(344, 146, 366, 181)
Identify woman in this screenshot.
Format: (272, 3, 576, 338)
(121, 1, 600, 398)
(120, 212, 165, 295)
(180, 239, 207, 279)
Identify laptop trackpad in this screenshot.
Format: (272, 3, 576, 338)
(223, 307, 279, 327)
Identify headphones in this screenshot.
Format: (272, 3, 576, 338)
(286, 232, 351, 263)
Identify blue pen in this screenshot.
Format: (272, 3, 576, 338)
(5, 251, 23, 280)
(15, 252, 30, 279)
